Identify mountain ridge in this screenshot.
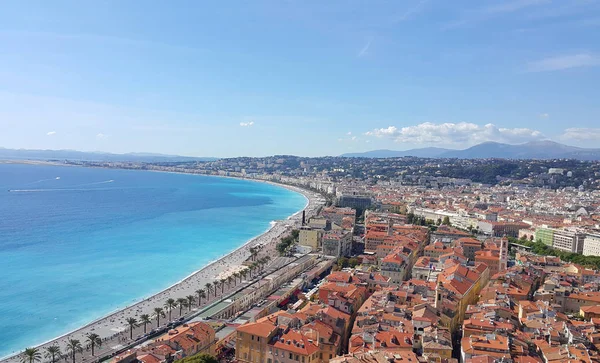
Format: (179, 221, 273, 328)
(0, 147, 217, 162)
(341, 141, 600, 160)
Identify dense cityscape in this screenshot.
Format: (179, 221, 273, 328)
(17, 155, 594, 363)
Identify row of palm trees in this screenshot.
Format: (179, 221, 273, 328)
(20, 256, 273, 363)
(21, 332, 100, 363)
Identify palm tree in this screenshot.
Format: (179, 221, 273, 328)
(21, 348, 42, 363)
(180, 300, 189, 313)
(44, 346, 61, 363)
(126, 317, 138, 340)
(241, 268, 249, 281)
(205, 283, 213, 300)
(140, 314, 151, 334)
(249, 263, 258, 277)
(85, 333, 102, 356)
(249, 246, 258, 261)
(65, 339, 83, 363)
(220, 278, 227, 294)
(186, 295, 195, 311)
(232, 272, 239, 286)
(154, 307, 165, 327)
(212, 281, 219, 297)
(177, 297, 187, 316)
(195, 289, 206, 306)
(227, 275, 234, 289)
(165, 298, 177, 321)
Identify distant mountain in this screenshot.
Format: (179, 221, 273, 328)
(341, 141, 600, 160)
(342, 147, 451, 158)
(0, 148, 217, 163)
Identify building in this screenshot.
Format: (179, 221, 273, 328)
(299, 226, 323, 251)
(535, 227, 554, 246)
(336, 194, 372, 210)
(322, 206, 357, 228)
(322, 231, 352, 258)
(380, 251, 408, 285)
(456, 238, 482, 261)
(552, 228, 586, 253)
(430, 226, 471, 245)
(583, 233, 600, 257)
(536, 227, 586, 253)
(477, 221, 528, 238)
(460, 334, 510, 363)
(154, 322, 216, 358)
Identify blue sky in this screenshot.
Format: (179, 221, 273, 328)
(0, 0, 599, 157)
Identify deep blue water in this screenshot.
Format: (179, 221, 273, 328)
(0, 163, 306, 357)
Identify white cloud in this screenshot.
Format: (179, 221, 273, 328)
(539, 113, 549, 118)
(240, 121, 255, 127)
(365, 122, 544, 145)
(394, 0, 430, 22)
(351, 136, 357, 141)
(561, 128, 600, 141)
(96, 133, 106, 139)
(347, 131, 352, 135)
(47, 131, 56, 136)
(527, 53, 600, 72)
(358, 38, 372, 57)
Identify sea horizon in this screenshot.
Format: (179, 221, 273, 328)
(0, 163, 307, 358)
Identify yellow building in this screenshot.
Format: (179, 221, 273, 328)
(436, 263, 490, 333)
(299, 227, 322, 251)
(235, 321, 278, 363)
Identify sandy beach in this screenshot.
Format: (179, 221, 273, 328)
(1, 176, 325, 362)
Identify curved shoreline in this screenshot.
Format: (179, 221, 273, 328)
(0, 169, 323, 362)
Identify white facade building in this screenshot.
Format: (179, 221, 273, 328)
(583, 234, 600, 257)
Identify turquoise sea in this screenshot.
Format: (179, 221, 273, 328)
(0, 163, 306, 358)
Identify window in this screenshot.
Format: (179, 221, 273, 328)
(295, 355, 299, 361)
(268, 359, 272, 363)
(290, 353, 293, 359)
(252, 335, 255, 341)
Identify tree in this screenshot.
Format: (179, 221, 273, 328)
(126, 317, 138, 340)
(178, 353, 219, 363)
(140, 314, 151, 334)
(249, 246, 258, 262)
(220, 278, 227, 294)
(165, 298, 177, 321)
(337, 257, 349, 269)
(177, 297, 187, 316)
(154, 307, 165, 327)
(436, 218, 442, 226)
(186, 295, 195, 311)
(21, 348, 42, 363)
(348, 257, 360, 268)
(227, 275, 234, 289)
(85, 333, 102, 356)
(212, 281, 219, 297)
(442, 216, 451, 226)
(195, 289, 206, 306)
(65, 339, 83, 363)
(242, 268, 250, 281)
(232, 272, 239, 286)
(205, 283, 213, 300)
(44, 346, 61, 363)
